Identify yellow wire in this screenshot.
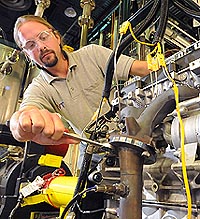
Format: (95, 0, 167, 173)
(119, 21, 155, 47)
(163, 65, 192, 219)
(119, 22, 192, 217)
(128, 22, 155, 47)
(172, 81, 192, 219)
(91, 97, 107, 121)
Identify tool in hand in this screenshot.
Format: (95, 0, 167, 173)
(63, 131, 105, 148)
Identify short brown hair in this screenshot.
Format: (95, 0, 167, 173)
(13, 15, 61, 48)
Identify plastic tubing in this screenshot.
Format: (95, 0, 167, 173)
(102, 0, 161, 99)
(172, 0, 200, 20)
(153, 0, 169, 43)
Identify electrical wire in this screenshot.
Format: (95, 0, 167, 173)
(0, 72, 6, 81)
(76, 202, 105, 215)
(113, 33, 123, 120)
(172, 0, 200, 20)
(0, 26, 7, 41)
(60, 186, 97, 219)
(122, 21, 155, 48)
(8, 141, 30, 218)
(102, 0, 160, 99)
(165, 68, 192, 219)
(158, 44, 192, 219)
(153, 0, 169, 44)
(144, 37, 192, 218)
(9, 202, 21, 219)
(8, 193, 23, 219)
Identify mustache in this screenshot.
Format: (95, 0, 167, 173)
(39, 49, 55, 60)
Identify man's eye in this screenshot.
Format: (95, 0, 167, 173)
(26, 41, 36, 50)
(40, 33, 48, 41)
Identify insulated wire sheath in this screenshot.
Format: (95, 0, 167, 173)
(153, 0, 169, 43)
(60, 187, 96, 219)
(163, 65, 192, 219)
(172, 0, 200, 20)
(102, 0, 160, 98)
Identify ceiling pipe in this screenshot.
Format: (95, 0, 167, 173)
(34, 0, 51, 17)
(78, 0, 95, 48)
(88, 3, 120, 43)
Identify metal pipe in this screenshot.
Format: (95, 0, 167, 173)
(80, 23, 89, 48)
(118, 147, 143, 219)
(79, 0, 95, 48)
(34, 0, 51, 17)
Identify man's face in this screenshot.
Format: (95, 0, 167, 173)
(18, 21, 61, 68)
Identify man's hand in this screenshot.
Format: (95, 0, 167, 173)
(9, 107, 79, 145)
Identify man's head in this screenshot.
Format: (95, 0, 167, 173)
(13, 15, 64, 68)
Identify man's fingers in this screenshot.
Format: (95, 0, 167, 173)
(51, 113, 65, 140)
(10, 108, 77, 145)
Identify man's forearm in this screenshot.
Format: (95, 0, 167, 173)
(130, 60, 150, 77)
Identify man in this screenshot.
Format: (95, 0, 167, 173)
(10, 15, 150, 155)
(9, 14, 150, 219)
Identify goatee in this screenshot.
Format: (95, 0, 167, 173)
(44, 56, 58, 67)
(40, 49, 58, 67)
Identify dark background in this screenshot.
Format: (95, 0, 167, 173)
(0, 0, 199, 50)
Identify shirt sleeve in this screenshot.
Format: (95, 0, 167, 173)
(19, 74, 55, 112)
(82, 44, 135, 80)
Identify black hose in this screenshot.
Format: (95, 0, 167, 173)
(172, 0, 200, 21)
(60, 187, 96, 219)
(176, 0, 200, 11)
(127, 0, 155, 26)
(73, 151, 92, 195)
(153, 0, 169, 44)
(102, 0, 161, 99)
(71, 139, 97, 216)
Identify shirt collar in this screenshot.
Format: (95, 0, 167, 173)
(67, 52, 77, 71)
(40, 51, 77, 84)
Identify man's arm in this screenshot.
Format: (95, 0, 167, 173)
(9, 106, 79, 145)
(130, 60, 150, 77)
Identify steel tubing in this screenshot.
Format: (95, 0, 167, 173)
(118, 147, 143, 219)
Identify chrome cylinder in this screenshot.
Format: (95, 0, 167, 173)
(171, 113, 200, 149)
(0, 43, 26, 124)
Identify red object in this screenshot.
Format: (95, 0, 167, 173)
(44, 129, 70, 156)
(45, 144, 69, 157)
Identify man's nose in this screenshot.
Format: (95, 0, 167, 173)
(36, 40, 47, 49)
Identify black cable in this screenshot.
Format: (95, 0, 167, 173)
(153, 0, 169, 44)
(8, 142, 30, 218)
(60, 194, 82, 219)
(8, 193, 23, 219)
(73, 149, 93, 195)
(60, 187, 96, 219)
(172, 0, 200, 20)
(127, 0, 155, 26)
(129, 0, 161, 39)
(71, 141, 97, 217)
(102, 0, 161, 99)
(73, 97, 105, 198)
(175, 0, 200, 11)
(76, 202, 105, 214)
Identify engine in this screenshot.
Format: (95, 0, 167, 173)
(1, 29, 200, 219)
(1, 0, 200, 219)
(94, 39, 200, 219)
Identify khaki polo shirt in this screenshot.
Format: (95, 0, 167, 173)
(20, 44, 134, 132)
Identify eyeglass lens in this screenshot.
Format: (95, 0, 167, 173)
(23, 30, 52, 51)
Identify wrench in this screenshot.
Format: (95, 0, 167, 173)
(63, 131, 106, 148)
